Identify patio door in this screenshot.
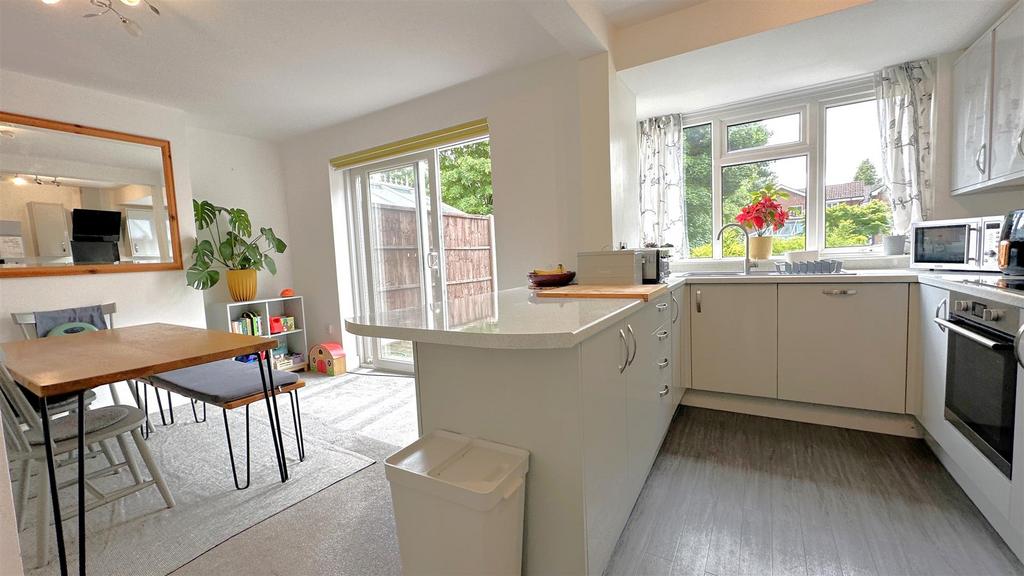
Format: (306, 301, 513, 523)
(349, 151, 447, 372)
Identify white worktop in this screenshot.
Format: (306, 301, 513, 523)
(347, 270, 1024, 350)
(346, 287, 648, 350)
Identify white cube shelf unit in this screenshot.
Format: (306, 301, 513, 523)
(206, 295, 308, 372)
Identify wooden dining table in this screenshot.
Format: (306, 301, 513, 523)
(0, 323, 282, 576)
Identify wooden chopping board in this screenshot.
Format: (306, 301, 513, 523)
(534, 284, 668, 301)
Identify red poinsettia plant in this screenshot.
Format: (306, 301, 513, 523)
(736, 183, 790, 237)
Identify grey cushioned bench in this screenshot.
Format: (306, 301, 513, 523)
(145, 359, 305, 489)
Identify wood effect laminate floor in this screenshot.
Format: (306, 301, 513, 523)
(606, 407, 1024, 576)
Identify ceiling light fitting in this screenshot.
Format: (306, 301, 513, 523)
(59, 0, 161, 37)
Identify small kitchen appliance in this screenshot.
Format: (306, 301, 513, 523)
(576, 250, 643, 285)
(910, 216, 1003, 272)
(998, 209, 1024, 276)
(639, 248, 670, 284)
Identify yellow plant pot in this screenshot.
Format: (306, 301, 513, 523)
(749, 236, 773, 260)
(226, 269, 258, 302)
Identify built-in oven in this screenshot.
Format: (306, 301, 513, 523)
(936, 291, 1023, 478)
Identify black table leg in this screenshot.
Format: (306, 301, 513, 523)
(77, 390, 85, 575)
(39, 398, 69, 576)
(257, 355, 288, 482)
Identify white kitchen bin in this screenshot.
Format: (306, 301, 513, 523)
(384, 430, 530, 576)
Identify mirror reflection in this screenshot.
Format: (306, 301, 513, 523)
(0, 121, 174, 269)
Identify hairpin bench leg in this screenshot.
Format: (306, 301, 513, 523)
(257, 355, 287, 482)
(223, 406, 251, 490)
(289, 391, 305, 462)
(191, 399, 207, 423)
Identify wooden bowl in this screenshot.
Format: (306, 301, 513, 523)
(528, 271, 576, 288)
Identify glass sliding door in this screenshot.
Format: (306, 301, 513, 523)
(351, 151, 446, 372)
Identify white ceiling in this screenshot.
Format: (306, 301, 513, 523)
(621, 0, 1015, 119)
(591, 0, 706, 28)
(0, 0, 566, 141)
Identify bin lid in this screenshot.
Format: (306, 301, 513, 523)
(385, 430, 529, 512)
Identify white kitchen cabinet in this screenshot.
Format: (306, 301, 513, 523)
(991, 2, 1024, 181)
(953, 30, 994, 191)
(918, 284, 950, 434)
(670, 286, 685, 401)
(580, 295, 680, 574)
(690, 284, 778, 399)
(778, 284, 909, 413)
(626, 294, 673, 497)
(581, 316, 631, 574)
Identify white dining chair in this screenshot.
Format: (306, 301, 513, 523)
(0, 353, 175, 568)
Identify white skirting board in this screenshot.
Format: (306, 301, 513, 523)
(679, 388, 925, 438)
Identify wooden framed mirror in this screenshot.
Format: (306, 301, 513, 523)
(0, 111, 182, 277)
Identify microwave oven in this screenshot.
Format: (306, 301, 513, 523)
(910, 216, 1004, 272)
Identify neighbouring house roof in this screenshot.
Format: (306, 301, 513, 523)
(369, 181, 466, 215)
(774, 181, 887, 204)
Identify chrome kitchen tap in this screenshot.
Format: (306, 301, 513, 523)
(717, 223, 751, 275)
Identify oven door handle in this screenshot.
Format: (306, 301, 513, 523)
(1015, 324, 1024, 370)
(933, 317, 1010, 350)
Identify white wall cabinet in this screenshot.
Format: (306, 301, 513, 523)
(690, 284, 778, 398)
(953, 30, 994, 191)
(991, 2, 1024, 181)
(952, 1, 1024, 194)
(777, 284, 909, 413)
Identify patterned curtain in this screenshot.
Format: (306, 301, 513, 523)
(639, 114, 686, 256)
(875, 60, 934, 235)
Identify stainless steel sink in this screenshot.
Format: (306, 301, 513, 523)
(676, 271, 779, 277)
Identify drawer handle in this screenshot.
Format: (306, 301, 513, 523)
(656, 330, 670, 341)
(822, 289, 857, 296)
(656, 302, 669, 310)
(657, 358, 669, 369)
(659, 385, 670, 397)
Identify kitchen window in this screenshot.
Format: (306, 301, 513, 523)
(656, 79, 893, 260)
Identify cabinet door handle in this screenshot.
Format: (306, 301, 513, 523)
(659, 385, 670, 397)
(1017, 128, 1024, 159)
(1014, 324, 1024, 370)
(627, 324, 637, 366)
(671, 293, 680, 323)
(656, 330, 670, 341)
(695, 289, 702, 313)
(934, 298, 948, 332)
(657, 358, 670, 369)
(618, 329, 628, 374)
(822, 289, 858, 296)
(656, 302, 669, 311)
(975, 144, 987, 174)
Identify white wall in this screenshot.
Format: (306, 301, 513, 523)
(930, 52, 1023, 221)
(186, 127, 294, 307)
(610, 64, 640, 248)
(281, 55, 583, 359)
(0, 71, 206, 342)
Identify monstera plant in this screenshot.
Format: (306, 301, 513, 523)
(186, 200, 287, 302)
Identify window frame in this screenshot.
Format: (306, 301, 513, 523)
(676, 77, 880, 261)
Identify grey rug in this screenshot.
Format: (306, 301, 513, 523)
(19, 383, 375, 576)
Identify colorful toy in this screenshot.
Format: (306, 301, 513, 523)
(269, 316, 284, 334)
(309, 342, 346, 376)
